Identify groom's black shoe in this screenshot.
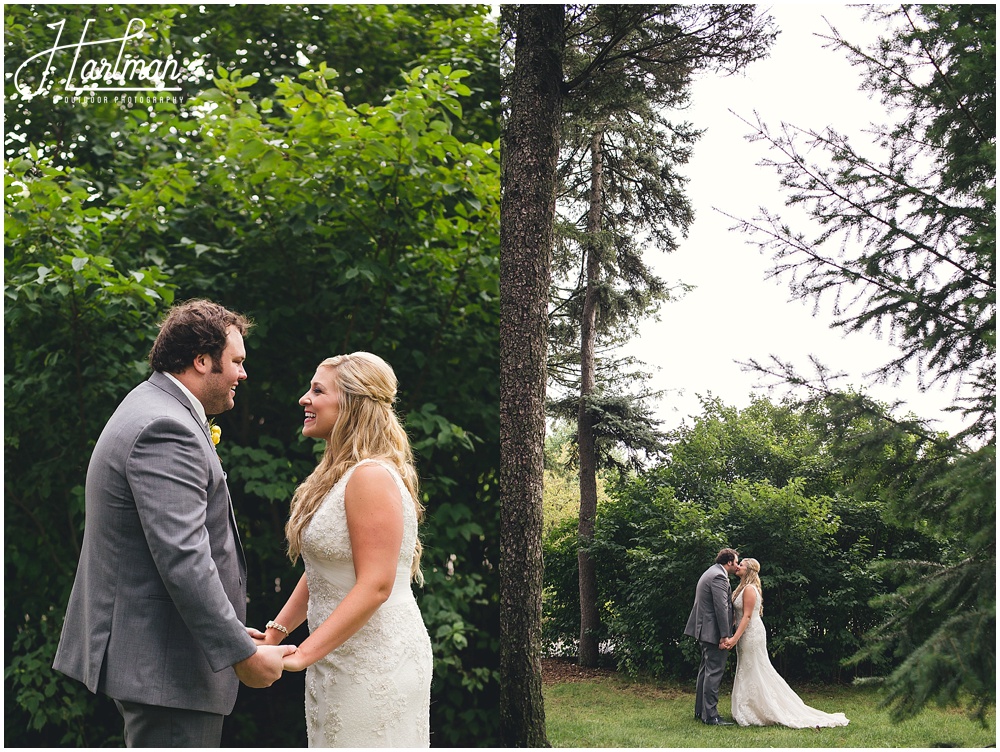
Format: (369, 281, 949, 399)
(704, 717, 734, 726)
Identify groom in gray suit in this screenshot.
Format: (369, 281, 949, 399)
(53, 299, 295, 747)
(684, 548, 740, 725)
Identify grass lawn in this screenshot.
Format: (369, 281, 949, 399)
(542, 665, 996, 748)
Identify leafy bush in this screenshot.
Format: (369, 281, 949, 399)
(542, 397, 945, 683)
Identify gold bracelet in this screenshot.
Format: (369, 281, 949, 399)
(265, 620, 289, 635)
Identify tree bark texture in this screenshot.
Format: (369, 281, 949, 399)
(499, 4, 564, 747)
(577, 128, 604, 668)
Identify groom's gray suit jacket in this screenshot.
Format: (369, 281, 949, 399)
(53, 371, 256, 715)
(684, 563, 735, 644)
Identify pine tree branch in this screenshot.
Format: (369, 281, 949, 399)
(736, 111, 990, 289)
(898, 5, 989, 144)
(739, 354, 959, 455)
(718, 207, 974, 335)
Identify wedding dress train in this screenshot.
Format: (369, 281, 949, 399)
(300, 459, 433, 747)
(731, 586, 849, 728)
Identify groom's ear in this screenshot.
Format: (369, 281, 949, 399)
(192, 352, 212, 375)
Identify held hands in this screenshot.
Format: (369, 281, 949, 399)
(720, 637, 735, 650)
(234, 644, 298, 688)
(246, 625, 310, 672)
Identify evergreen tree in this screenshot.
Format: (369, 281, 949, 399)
(731, 4, 995, 721)
(546, 4, 777, 667)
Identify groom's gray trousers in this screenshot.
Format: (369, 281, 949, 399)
(694, 640, 730, 722)
(114, 699, 225, 747)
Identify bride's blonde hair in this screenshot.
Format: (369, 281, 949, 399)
(733, 557, 763, 616)
(285, 352, 424, 583)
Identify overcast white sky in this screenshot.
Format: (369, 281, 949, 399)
(622, 4, 967, 436)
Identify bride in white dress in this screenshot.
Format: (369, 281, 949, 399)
(727, 558, 849, 729)
(252, 353, 432, 747)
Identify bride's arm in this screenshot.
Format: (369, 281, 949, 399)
(727, 586, 757, 647)
(255, 573, 310, 646)
(282, 464, 404, 672)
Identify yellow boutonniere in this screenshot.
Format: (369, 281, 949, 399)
(209, 422, 222, 446)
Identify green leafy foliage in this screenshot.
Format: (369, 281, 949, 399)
(5, 4, 499, 746)
(5, 154, 178, 747)
(542, 396, 945, 683)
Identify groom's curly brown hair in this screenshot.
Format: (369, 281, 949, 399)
(148, 299, 252, 374)
(715, 548, 739, 566)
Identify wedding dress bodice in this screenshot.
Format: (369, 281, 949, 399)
(301, 460, 420, 615)
(299, 459, 432, 747)
(731, 586, 848, 729)
(732, 586, 766, 664)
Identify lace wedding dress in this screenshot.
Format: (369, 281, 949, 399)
(300, 459, 433, 747)
(731, 586, 849, 728)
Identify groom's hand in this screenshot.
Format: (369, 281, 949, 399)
(234, 644, 297, 688)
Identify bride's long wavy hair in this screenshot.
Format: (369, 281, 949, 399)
(285, 352, 424, 583)
(733, 557, 763, 616)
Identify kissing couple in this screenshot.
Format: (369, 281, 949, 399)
(685, 548, 849, 728)
(52, 299, 432, 747)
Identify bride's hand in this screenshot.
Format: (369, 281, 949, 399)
(282, 647, 308, 672)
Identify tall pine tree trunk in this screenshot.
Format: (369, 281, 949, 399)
(499, 4, 563, 746)
(577, 129, 604, 668)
